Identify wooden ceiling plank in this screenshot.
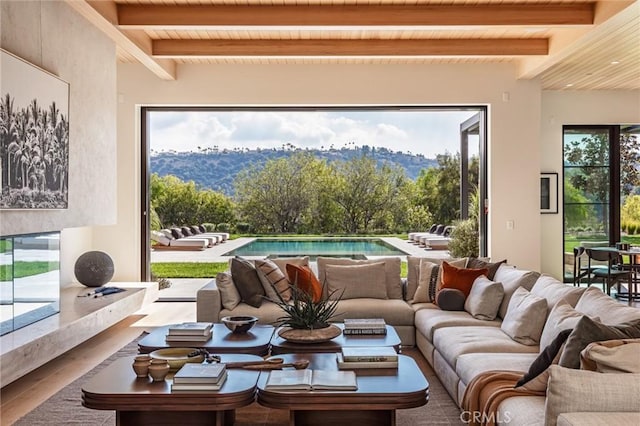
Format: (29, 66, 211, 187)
(117, 4, 594, 27)
(152, 38, 548, 56)
(68, 0, 176, 80)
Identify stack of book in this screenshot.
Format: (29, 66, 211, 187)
(343, 318, 387, 335)
(171, 362, 227, 392)
(165, 322, 213, 342)
(336, 346, 399, 369)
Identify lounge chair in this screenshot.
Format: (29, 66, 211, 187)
(150, 230, 208, 251)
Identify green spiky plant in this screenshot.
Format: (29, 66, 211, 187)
(270, 280, 344, 330)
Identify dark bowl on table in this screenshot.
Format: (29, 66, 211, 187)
(221, 315, 258, 333)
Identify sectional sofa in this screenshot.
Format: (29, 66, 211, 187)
(196, 255, 640, 425)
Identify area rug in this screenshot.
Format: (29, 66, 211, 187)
(15, 339, 463, 425)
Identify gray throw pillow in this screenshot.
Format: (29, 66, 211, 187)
(465, 258, 507, 281)
(464, 276, 504, 320)
(559, 316, 640, 369)
(230, 257, 265, 308)
(500, 287, 548, 345)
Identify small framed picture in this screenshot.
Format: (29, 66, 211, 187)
(540, 172, 558, 214)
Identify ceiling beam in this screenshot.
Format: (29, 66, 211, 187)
(152, 38, 549, 57)
(118, 4, 594, 28)
(66, 0, 176, 80)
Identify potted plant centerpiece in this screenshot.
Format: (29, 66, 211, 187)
(270, 280, 344, 343)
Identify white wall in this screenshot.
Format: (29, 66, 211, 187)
(0, 1, 118, 285)
(106, 62, 543, 280)
(540, 90, 640, 279)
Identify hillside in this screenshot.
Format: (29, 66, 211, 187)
(150, 147, 438, 196)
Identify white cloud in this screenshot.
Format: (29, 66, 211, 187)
(149, 109, 480, 158)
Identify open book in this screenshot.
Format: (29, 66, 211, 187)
(265, 369, 357, 391)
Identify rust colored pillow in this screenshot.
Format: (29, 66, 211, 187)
(440, 261, 489, 298)
(286, 263, 323, 303)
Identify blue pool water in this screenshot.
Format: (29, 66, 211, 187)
(223, 238, 408, 258)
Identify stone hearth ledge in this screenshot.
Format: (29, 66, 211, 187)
(0, 282, 159, 386)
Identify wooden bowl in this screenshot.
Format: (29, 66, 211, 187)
(149, 347, 205, 370)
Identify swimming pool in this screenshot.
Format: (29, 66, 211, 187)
(223, 238, 408, 258)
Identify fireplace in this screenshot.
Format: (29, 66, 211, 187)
(0, 232, 60, 335)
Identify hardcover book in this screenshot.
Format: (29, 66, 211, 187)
(343, 328, 387, 335)
(165, 331, 212, 342)
(341, 346, 398, 362)
(265, 369, 357, 391)
(167, 322, 213, 336)
(171, 374, 227, 392)
(343, 318, 386, 329)
(173, 363, 226, 384)
(336, 353, 398, 370)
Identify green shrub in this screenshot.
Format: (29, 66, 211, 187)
(235, 222, 251, 233)
(201, 222, 216, 232)
(448, 219, 479, 258)
(216, 223, 231, 232)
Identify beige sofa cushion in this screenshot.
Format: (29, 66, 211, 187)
(501, 287, 548, 345)
(557, 412, 640, 426)
(580, 338, 640, 373)
(464, 276, 504, 320)
(574, 286, 640, 325)
(333, 298, 415, 326)
(216, 271, 241, 310)
(496, 396, 545, 426)
(414, 308, 501, 341)
(455, 352, 536, 386)
(433, 326, 538, 369)
(317, 256, 403, 300)
(539, 300, 591, 352)
(493, 265, 540, 319)
(325, 262, 388, 300)
(545, 365, 640, 426)
(530, 274, 585, 310)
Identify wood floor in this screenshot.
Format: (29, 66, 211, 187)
(0, 301, 197, 425)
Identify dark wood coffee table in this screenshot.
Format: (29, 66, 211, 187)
(270, 323, 401, 355)
(138, 324, 275, 356)
(82, 354, 262, 426)
(257, 352, 429, 426)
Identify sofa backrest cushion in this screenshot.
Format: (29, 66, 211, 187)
(465, 258, 507, 281)
(464, 276, 504, 321)
(325, 262, 388, 300)
(317, 257, 403, 300)
(406, 256, 467, 302)
(539, 299, 595, 352)
(530, 274, 585, 311)
(493, 265, 540, 319)
(230, 257, 265, 308)
(545, 365, 640, 426)
(500, 287, 548, 345)
(574, 286, 640, 325)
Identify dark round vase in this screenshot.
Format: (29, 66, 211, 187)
(74, 251, 115, 287)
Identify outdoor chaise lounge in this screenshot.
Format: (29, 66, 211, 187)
(150, 230, 208, 250)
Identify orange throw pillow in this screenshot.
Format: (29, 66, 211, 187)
(285, 263, 323, 303)
(440, 261, 489, 299)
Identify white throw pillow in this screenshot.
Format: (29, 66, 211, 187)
(500, 287, 548, 345)
(325, 262, 388, 300)
(464, 276, 504, 320)
(216, 271, 241, 310)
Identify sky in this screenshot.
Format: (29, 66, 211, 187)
(149, 109, 480, 159)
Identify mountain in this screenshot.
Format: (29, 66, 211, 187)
(150, 147, 438, 196)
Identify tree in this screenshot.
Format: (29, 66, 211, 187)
(331, 155, 406, 233)
(234, 152, 319, 233)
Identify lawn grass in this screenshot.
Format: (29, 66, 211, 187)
(564, 234, 640, 252)
(151, 262, 228, 279)
(0, 261, 60, 281)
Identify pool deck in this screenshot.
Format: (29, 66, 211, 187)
(150, 237, 451, 263)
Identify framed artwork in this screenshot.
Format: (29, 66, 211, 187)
(540, 172, 558, 214)
(0, 49, 69, 209)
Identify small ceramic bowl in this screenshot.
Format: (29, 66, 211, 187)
(149, 347, 204, 371)
(221, 315, 258, 333)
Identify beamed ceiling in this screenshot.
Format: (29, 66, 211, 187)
(67, 0, 640, 90)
